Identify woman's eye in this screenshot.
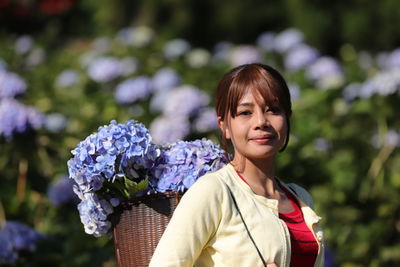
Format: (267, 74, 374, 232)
(266, 107, 281, 114)
(238, 110, 251, 116)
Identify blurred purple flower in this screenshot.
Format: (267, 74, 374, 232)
(55, 70, 80, 88)
(185, 48, 211, 68)
(162, 85, 210, 117)
(150, 115, 191, 144)
(342, 83, 362, 101)
(92, 37, 111, 54)
(0, 221, 44, 264)
(25, 48, 45, 67)
(48, 175, 79, 206)
(116, 26, 154, 47)
(150, 91, 170, 113)
(0, 60, 6, 71)
(274, 28, 304, 53)
(163, 39, 191, 60)
(306, 57, 344, 89)
(44, 113, 68, 133)
(193, 108, 218, 133)
(152, 68, 181, 92)
(230, 45, 263, 66)
(284, 44, 319, 71)
(120, 57, 138, 76)
(377, 48, 400, 70)
(0, 71, 27, 99)
(361, 68, 400, 97)
(371, 130, 400, 148)
(212, 41, 233, 63)
(87, 57, 123, 83)
(15, 35, 33, 55)
(288, 82, 301, 101)
(256, 32, 276, 52)
(0, 98, 44, 139)
(150, 139, 227, 192)
(314, 138, 331, 152)
(114, 76, 153, 105)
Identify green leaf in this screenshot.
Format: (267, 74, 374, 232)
(123, 177, 149, 197)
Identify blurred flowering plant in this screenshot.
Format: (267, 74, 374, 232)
(0, 221, 44, 264)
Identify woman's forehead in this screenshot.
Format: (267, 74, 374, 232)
(237, 88, 278, 106)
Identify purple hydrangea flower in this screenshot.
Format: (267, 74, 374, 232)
(114, 76, 153, 105)
(152, 68, 181, 93)
(15, 35, 33, 55)
(0, 71, 27, 99)
(162, 85, 210, 117)
(0, 60, 6, 71)
(150, 116, 191, 144)
(273, 28, 304, 53)
(193, 108, 218, 133)
(48, 175, 79, 206)
(306, 56, 345, 89)
(92, 37, 111, 54)
(116, 26, 154, 47)
(120, 57, 138, 76)
(284, 44, 319, 71)
(230, 45, 263, 67)
(0, 221, 44, 264)
(67, 120, 161, 199)
(185, 48, 211, 68)
(342, 83, 362, 101)
(163, 39, 191, 60)
(44, 113, 68, 133)
(25, 48, 45, 68)
(55, 70, 80, 88)
(371, 130, 400, 148)
(212, 41, 233, 63)
(360, 68, 400, 97)
(0, 98, 44, 139)
(288, 82, 301, 101)
(77, 193, 114, 237)
(87, 57, 123, 83)
(314, 138, 331, 152)
(377, 48, 400, 70)
(256, 32, 276, 52)
(151, 139, 227, 192)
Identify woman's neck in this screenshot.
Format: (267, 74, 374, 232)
(233, 156, 278, 197)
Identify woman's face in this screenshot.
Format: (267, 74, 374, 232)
(219, 89, 287, 162)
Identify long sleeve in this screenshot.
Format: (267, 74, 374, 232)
(149, 174, 223, 267)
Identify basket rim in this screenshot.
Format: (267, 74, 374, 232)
(120, 191, 184, 207)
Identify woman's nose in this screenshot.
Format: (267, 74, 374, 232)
(254, 110, 269, 129)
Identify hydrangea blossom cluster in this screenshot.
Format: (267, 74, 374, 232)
(0, 71, 27, 99)
(87, 57, 123, 83)
(114, 76, 153, 105)
(151, 139, 227, 192)
(306, 57, 345, 89)
(230, 45, 263, 66)
(162, 85, 210, 117)
(47, 175, 79, 206)
(77, 193, 115, 237)
(68, 120, 160, 199)
(163, 39, 191, 60)
(67, 120, 161, 236)
(193, 108, 218, 133)
(55, 69, 80, 88)
(0, 221, 44, 264)
(284, 44, 319, 71)
(150, 116, 191, 144)
(0, 98, 44, 139)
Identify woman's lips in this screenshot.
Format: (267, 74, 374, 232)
(250, 135, 275, 144)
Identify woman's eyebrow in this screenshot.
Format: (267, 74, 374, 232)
(237, 102, 254, 107)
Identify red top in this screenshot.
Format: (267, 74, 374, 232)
(236, 172, 318, 267)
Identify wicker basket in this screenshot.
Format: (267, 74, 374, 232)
(113, 192, 182, 267)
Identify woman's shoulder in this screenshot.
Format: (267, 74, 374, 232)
(284, 182, 315, 209)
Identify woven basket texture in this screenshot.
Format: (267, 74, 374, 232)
(113, 192, 182, 267)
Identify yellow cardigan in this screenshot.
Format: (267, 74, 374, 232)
(149, 164, 325, 267)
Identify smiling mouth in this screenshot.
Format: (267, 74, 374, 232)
(250, 136, 275, 143)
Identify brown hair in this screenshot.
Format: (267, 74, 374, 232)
(215, 63, 292, 161)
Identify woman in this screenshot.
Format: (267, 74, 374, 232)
(149, 63, 324, 267)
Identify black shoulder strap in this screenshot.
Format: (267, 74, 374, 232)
(226, 186, 267, 267)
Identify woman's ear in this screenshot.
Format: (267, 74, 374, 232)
(217, 116, 231, 139)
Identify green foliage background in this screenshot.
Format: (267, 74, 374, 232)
(0, 1, 399, 266)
